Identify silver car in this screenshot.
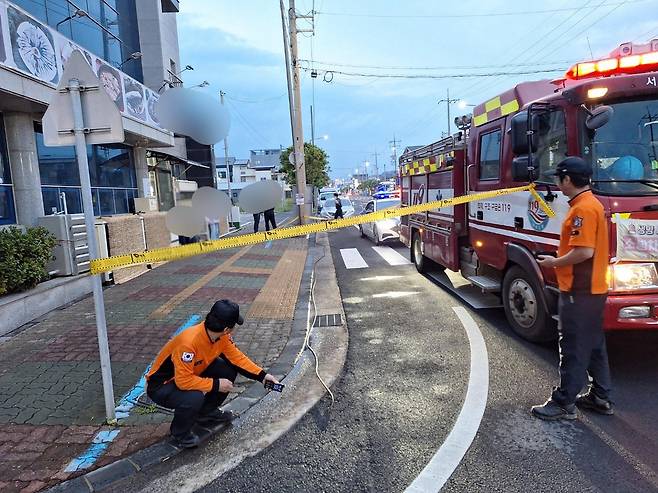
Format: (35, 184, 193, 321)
(359, 198, 401, 245)
(321, 197, 355, 218)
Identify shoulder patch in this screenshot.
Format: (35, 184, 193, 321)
(181, 352, 194, 363)
(572, 216, 583, 227)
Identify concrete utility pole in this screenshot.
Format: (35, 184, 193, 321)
(389, 135, 401, 175)
(372, 151, 379, 179)
(287, 0, 313, 224)
(220, 91, 233, 224)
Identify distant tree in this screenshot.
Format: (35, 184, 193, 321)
(280, 143, 331, 189)
(358, 178, 379, 193)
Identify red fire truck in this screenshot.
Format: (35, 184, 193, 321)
(399, 40, 658, 342)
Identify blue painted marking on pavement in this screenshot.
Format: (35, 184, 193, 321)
(265, 241, 272, 249)
(64, 430, 120, 472)
(115, 314, 201, 419)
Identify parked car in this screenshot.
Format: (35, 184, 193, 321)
(359, 198, 401, 245)
(321, 197, 355, 218)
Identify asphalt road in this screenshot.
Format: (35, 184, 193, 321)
(203, 204, 658, 492)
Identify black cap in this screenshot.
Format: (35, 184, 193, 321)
(205, 299, 244, 331)
(547, 156, 593, 177)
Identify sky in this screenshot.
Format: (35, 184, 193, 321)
(176, 0, 658, 180)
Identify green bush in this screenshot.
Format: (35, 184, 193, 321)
(0, 226, 57, 296)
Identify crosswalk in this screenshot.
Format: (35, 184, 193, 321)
(339, 246, 412, 269)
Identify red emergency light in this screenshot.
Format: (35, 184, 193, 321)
(566, 51, 658, 80)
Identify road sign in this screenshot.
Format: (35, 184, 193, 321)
(42, 50, 124, 146)
(42, 50, 123, 423)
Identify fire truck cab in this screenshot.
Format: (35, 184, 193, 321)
(400, 40, 658, 342)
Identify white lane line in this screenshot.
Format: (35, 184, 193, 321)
(405, 306, 489, 493)
(340, 248, 369, 269)
(372, 246, 412, 266)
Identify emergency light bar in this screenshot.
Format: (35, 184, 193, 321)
(567, 51, 658, 80)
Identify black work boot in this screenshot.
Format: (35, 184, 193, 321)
(576, 391, 614, 415)
(173, 431, 200, 449)
(531, 399, 577, 421)
(196, 408, 236, 427)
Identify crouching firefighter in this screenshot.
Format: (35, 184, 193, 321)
(146, 299, 280, 448)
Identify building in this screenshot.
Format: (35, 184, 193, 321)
(0, 0, 212, 230)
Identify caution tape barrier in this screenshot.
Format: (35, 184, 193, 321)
(90, 184, 554, 275)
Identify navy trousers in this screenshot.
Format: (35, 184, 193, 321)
(147, 358, 237, 439)
(551, 292, 612, 406)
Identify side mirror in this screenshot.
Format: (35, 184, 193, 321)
(585, 105, 614, 130)
(511, 111, 539, 155)
(512, 156, 539, 182)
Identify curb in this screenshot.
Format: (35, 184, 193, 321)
(46, 235, 316, 493)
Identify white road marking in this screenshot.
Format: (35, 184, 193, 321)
(372, 246, 412, 266)
(405, 306, 489, 493)
(340, 248, 369, 269)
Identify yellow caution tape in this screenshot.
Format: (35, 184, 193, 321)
(90, 184, 553, 274)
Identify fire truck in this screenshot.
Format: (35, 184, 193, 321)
(399, 40, 658, 342)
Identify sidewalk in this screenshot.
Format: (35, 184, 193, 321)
(0, 220, 308, 493)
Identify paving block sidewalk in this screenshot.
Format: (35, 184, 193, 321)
(0, 235, 308, 493)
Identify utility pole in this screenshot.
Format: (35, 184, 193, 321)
(310, 105, 315, 144)
(372, 151, 379, 179)
(285, 0, 313, 224)
(220, 91, 233, 225)
(438, 89, 459, 137)
(389, 135, 401, 175)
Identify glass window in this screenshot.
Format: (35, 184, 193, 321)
(35, 127, 82, 186)
(536, 110, 568, 182)
(479, 130, 502, 180)
(113, 188, 128, 214)
(582, 98, 658, 196)
(90, 145, 135, 188)
(41, 187, 60, 215)
(1, 116, 11, 185)
(71, 14, 104, 58)
(85, 0, 103, 24)
(12, 0, 47, 21)
(0, 186, 16, 225)
(46, 0, 73, 38)
(41, 187, 84, 215)
(98, 188, 114, 215)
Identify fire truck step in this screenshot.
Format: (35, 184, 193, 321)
(466, 275, 501, 293)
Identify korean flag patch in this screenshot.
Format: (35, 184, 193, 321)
(572, 216, 583, 228)
(181, 352, 194, 363)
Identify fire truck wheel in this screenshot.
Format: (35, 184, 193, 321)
(502, 266, 556, 343)
(412, 232, 428, 273)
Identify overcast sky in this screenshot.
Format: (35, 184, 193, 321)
(177, 0, 658, 179)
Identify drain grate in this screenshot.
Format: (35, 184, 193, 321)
(313, 313, 342, 328)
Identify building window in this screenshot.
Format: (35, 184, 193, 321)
(479, 129, 502, 180)
(35, 125, 137, 216)
(0, 115, 15, 225)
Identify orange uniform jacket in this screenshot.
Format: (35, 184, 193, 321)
(555, 190, 609, 294)
(146, 322, 265, 393)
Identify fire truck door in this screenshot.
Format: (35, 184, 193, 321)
(427, 170, 460, 270)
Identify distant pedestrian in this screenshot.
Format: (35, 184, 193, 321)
(533, 157, 612, 421)
(333, 193, 344, 219)
(253, 212, 262, 233)
(146, 299, 280, 448)
(264, 208, 277, 231)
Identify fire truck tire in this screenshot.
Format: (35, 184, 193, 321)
(502, 266, 556, 343)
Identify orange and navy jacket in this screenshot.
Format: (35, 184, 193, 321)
(146, 322, 266, 393)
(555, 190, 609, 294)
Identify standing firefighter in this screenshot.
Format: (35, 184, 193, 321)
(533, 157, 613, 420)
(146, 299, 280, 447)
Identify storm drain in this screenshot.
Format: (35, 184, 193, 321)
(313, 313, 342, 328)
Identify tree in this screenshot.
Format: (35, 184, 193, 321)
(280, 143, 331, 189)
(358, 178, 379, 194)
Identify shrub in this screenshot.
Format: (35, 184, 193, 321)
(0, 226, 57, 296)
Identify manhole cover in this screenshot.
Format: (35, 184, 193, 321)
(313, 313, 342, 327)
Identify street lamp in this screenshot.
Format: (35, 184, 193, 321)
(118, 51, 142, 69)
(458, 100, 477, 109)
(56, 9, 87, 29)
(311, 134, 329, 143)
(190, 80, 210, 89)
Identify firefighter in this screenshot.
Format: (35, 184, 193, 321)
(146, 299, 280, 448)
(533, 156, 613, 420)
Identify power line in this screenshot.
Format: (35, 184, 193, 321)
(300, 59, 573, 71)
(315, 0, 649, 18)
(301, 67, 565, 80)
(224, 93, 287, 104)
(226, 100, 274, 147)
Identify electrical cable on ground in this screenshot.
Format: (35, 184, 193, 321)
(301, 241, 335, 405)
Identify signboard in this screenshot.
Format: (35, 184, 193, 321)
(616, 218, 658, 261)
(0, 0, 162, 131)
(42, 51, 123, 146)
(296, 193, 304, 206)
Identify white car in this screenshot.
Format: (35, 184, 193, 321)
(359, 198, 401, 245)
(317, 192, 337, 213)
(321, 197, 355, 218)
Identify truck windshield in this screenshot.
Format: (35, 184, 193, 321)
(582, 98, 658, 196)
